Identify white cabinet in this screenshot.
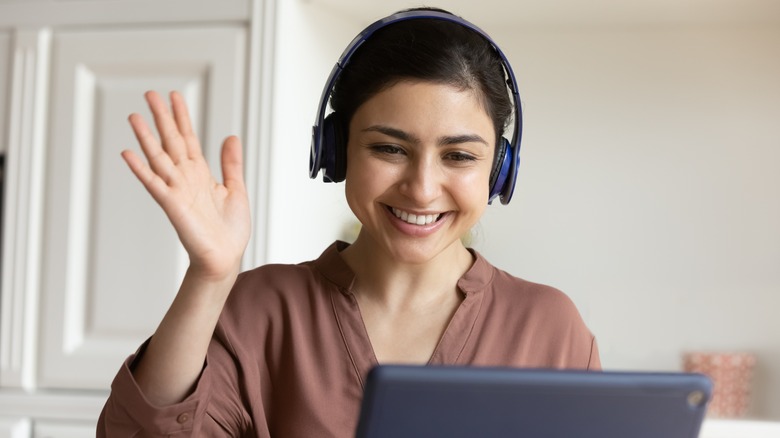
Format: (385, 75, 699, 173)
(0, 31, 9, 156)
(1, 27, 51, 391)
(33, 421, 95, 438)
(0, 418, 31, 438)
(0, 0, 272, 427)
(0, 24, 248, 392)
(39, 25, 246, 390)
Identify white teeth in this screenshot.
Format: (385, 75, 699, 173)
(392, 208, 440, 225)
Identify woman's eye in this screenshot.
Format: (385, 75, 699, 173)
(446, 152, 477, 162)
(371, 144, 404, 155)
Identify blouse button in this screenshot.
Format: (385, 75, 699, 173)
(177, 412, 190, 424)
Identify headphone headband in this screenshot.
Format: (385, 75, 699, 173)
(310, 10, 523, 204)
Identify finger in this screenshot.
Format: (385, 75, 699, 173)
(121, 149, 170, 204)
(170, 91, 203, 160)
(220, 136, 246, 192)
(128, 113, 178, 185)
(145, 90, 188, 164)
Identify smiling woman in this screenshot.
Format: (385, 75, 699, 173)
(342, 81, 494, 267)
(97, 7, 599, 437)
(342, 81, 496, 363)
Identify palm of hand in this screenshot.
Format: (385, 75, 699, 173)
(122, 91, 251, 280)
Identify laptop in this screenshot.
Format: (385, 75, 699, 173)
(355, 365, 711, 438)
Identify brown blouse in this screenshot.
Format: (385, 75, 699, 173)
(97, 242, 600, 437)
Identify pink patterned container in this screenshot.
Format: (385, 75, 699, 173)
(683, 352, 756, 418)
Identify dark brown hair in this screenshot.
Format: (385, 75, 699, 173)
(330, 8, 514, 146)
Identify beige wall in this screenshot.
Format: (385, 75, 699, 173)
(479, 24, 780, 418)
(266, 5, 780, 419)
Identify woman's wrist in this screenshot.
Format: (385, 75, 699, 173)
(186, 256, 242, 282)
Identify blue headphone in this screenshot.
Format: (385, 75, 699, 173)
(310, 10, 523, 205)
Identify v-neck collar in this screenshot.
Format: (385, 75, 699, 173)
(311, 241, 494, 387)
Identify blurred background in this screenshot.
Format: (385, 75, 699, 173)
(277, 0, 780, 419)
(0, 0, 778, 434)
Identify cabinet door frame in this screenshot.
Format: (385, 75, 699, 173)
(37, 24, 248, 390)
(0, 0, 273, 402)
(0, 28, 52, 390)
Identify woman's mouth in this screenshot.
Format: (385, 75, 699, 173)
(390, 207, 442, 225)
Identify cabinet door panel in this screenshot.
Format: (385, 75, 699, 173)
(0, 417, 31, 438)
(0, 31, 9, 155)
(33, 421, 94, 438)
(38, 26, 245, 389)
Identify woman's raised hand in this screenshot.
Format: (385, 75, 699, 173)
(122, 91, 251, 281)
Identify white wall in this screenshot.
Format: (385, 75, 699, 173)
(268, 7, 780, 419)
(477, 24, 780, 418)
(266, 0, 358, 263)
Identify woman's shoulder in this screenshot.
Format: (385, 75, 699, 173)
(467, 254, 598, 368)
(219, 264, 315, 322)
(475, 256, 583, 321)
(236, 260, 318, 287)
(481, 260, 595, 349)
(492, 268, 574, 306)
(212, 248, 348, 355)
(471, 253, 572, 305)
(226, 242, 349, 305)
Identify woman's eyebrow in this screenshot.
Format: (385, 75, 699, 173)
(362, 125, 420, 144)
(439, 134, 489, 147)
(361, 125, 488, 147)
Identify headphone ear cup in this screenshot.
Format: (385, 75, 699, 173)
(489, 138, 512, 202)
(322, 113, 347, 182)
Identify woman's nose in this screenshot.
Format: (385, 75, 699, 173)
(398, 157, 442, 205)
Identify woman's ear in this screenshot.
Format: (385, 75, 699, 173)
(321, 112, 348, 182)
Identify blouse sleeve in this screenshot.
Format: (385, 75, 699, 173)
(96, 330, 252, 437)
(96, 340, 206, 437)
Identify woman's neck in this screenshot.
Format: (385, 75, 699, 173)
(340, 233, 474, 310)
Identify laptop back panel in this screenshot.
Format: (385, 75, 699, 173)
(356, 365, 711, 438)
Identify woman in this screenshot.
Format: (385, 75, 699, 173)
(98, 7, 599, 437)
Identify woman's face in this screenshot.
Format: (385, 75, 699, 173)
(344, 80, 495, 264)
